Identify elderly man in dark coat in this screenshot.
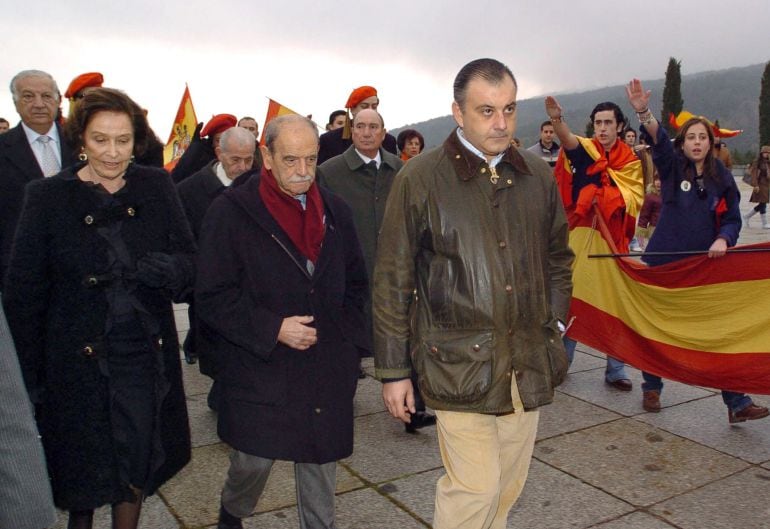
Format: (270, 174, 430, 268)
(0, 69, 75, 285)
(317, 109, 436, 432)
(196, 115, 369, 529)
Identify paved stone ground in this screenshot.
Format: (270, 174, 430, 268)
(53, 174, 770, 528)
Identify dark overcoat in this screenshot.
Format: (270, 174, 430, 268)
(2, 163, 193, 510)
(0, 122, 75, 283)
(195, 173, 369, 463)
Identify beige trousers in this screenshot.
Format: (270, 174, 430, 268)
(432, 402, 539, 529)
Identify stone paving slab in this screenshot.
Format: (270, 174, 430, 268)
(538, 391, 622, 441)
(593, 511, 678, 528)
(558, 365, 715, 417)
(507, 460, 634, 529)
(160, 444, 363, 528)
(568, 349, 610, 373)
(649, 467, 770, 529)
(181, 362, 213, 397)
(534, 418, 749, 507)
(186, 393, 220, 448)
(341, 411, 443, 484)
(636, 393, 770, 464)
(245, 488, 427, 529)
(383, 459, 636, 529)
(52, 494, 180, 529)
(353, 375, 388, 417)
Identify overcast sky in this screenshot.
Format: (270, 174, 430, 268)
(2, 0, 768, 141)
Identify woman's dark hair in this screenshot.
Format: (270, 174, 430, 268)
(396, 129, 425, 153)
(589, 101, 626, 130)
(673, 117, 717, 183)
(65, 87, 152, 158)
(327, 110, 346, 126)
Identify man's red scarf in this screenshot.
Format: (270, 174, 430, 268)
(555, 137, 643, 252)
(258, 167, 325, 264)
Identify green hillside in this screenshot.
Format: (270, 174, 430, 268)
(392, 63, 765, 158)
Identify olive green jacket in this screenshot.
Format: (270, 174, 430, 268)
(373, 130, 574, 413)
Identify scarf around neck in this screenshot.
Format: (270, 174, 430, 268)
(258, 167, 325, 264)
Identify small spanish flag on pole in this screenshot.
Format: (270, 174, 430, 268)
(260, 98, 300, 145)
(163, 85, 198, 171)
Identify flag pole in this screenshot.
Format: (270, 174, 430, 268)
(589, 248, 770, 259)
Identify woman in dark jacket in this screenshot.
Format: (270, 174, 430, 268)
(2, 88, 194, 529)
(627, 79, 768, 423)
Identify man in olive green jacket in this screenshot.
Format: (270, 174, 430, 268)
(373, 58, 573, 529)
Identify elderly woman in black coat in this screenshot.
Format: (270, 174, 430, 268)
(2, 88, 194, 529)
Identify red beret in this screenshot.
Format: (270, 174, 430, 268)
(64, 72, 104, 99)
(200, 114, 237, 138)
(345, 86, 378, 109)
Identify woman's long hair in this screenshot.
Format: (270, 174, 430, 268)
(673, 117, 718, 185)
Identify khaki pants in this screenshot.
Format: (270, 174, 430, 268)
(432, 405, 539, 529)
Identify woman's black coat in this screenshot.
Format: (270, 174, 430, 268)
(195, 173, 369, 463)
(2, 164, 194, 510)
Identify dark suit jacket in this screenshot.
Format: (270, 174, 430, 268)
(0, 123, 74, 283)
(176, 161, 228, 375)
(317, 127, 398, 164)
(176, 161, 226, 241)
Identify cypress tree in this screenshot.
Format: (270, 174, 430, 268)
(759, 61, 770, 148)
(661, 58, 684, 135)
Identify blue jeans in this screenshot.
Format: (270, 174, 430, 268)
(641, 372, 753, 412)
(563, 337, 628, 382)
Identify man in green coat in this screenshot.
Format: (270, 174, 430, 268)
(373, 58, 574, 529)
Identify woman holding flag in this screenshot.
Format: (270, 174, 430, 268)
(626, 79, 769, 423)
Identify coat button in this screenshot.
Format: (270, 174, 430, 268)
(127, 207, 136, 216)
(480, 167, 487, 174)
(499, 241, 507, 248)
(430, 346, 438, 354)
(83, 345, 94, 357)
(87, 276, 98, 286)
(315, 407, 322, 414)
(505, 284, 513, 293)
(508, 328, 513, 335)
(515, 370, 523, 381)
(506, 179, 513, 185)
(472, 344, 481, 352)
(84, 215, 94, 225)
(158, 337, 163, 346)
(455, 154, 461, 159)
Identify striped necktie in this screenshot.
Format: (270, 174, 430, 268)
(37, 135, 60, 177)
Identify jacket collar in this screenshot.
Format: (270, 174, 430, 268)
(342, 144, 400, 172)
(443, 127, 531, 181)
(223, 173, 339, 281)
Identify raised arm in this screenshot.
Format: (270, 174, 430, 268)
(544, 96, 578, 150)
(625, 79, 660, 142)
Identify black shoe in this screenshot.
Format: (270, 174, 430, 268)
(184, 351, 198, 365)
(358, 366, 367, 379)
(405, 411, 437, 433)
(218, 504, 243, 529)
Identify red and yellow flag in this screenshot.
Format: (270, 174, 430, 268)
(566, 219, 770, 394)
(163, 85, 198, 171)
(260, 98, 299, 145)
(668, 111, 743, 138)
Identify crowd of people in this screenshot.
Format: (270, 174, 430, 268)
(0, 62, 767, 529)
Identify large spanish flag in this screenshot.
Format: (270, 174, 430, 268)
(260, 98, 299, 145)
(567, 219, 770, 394)
(163, 85, 198, 171)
